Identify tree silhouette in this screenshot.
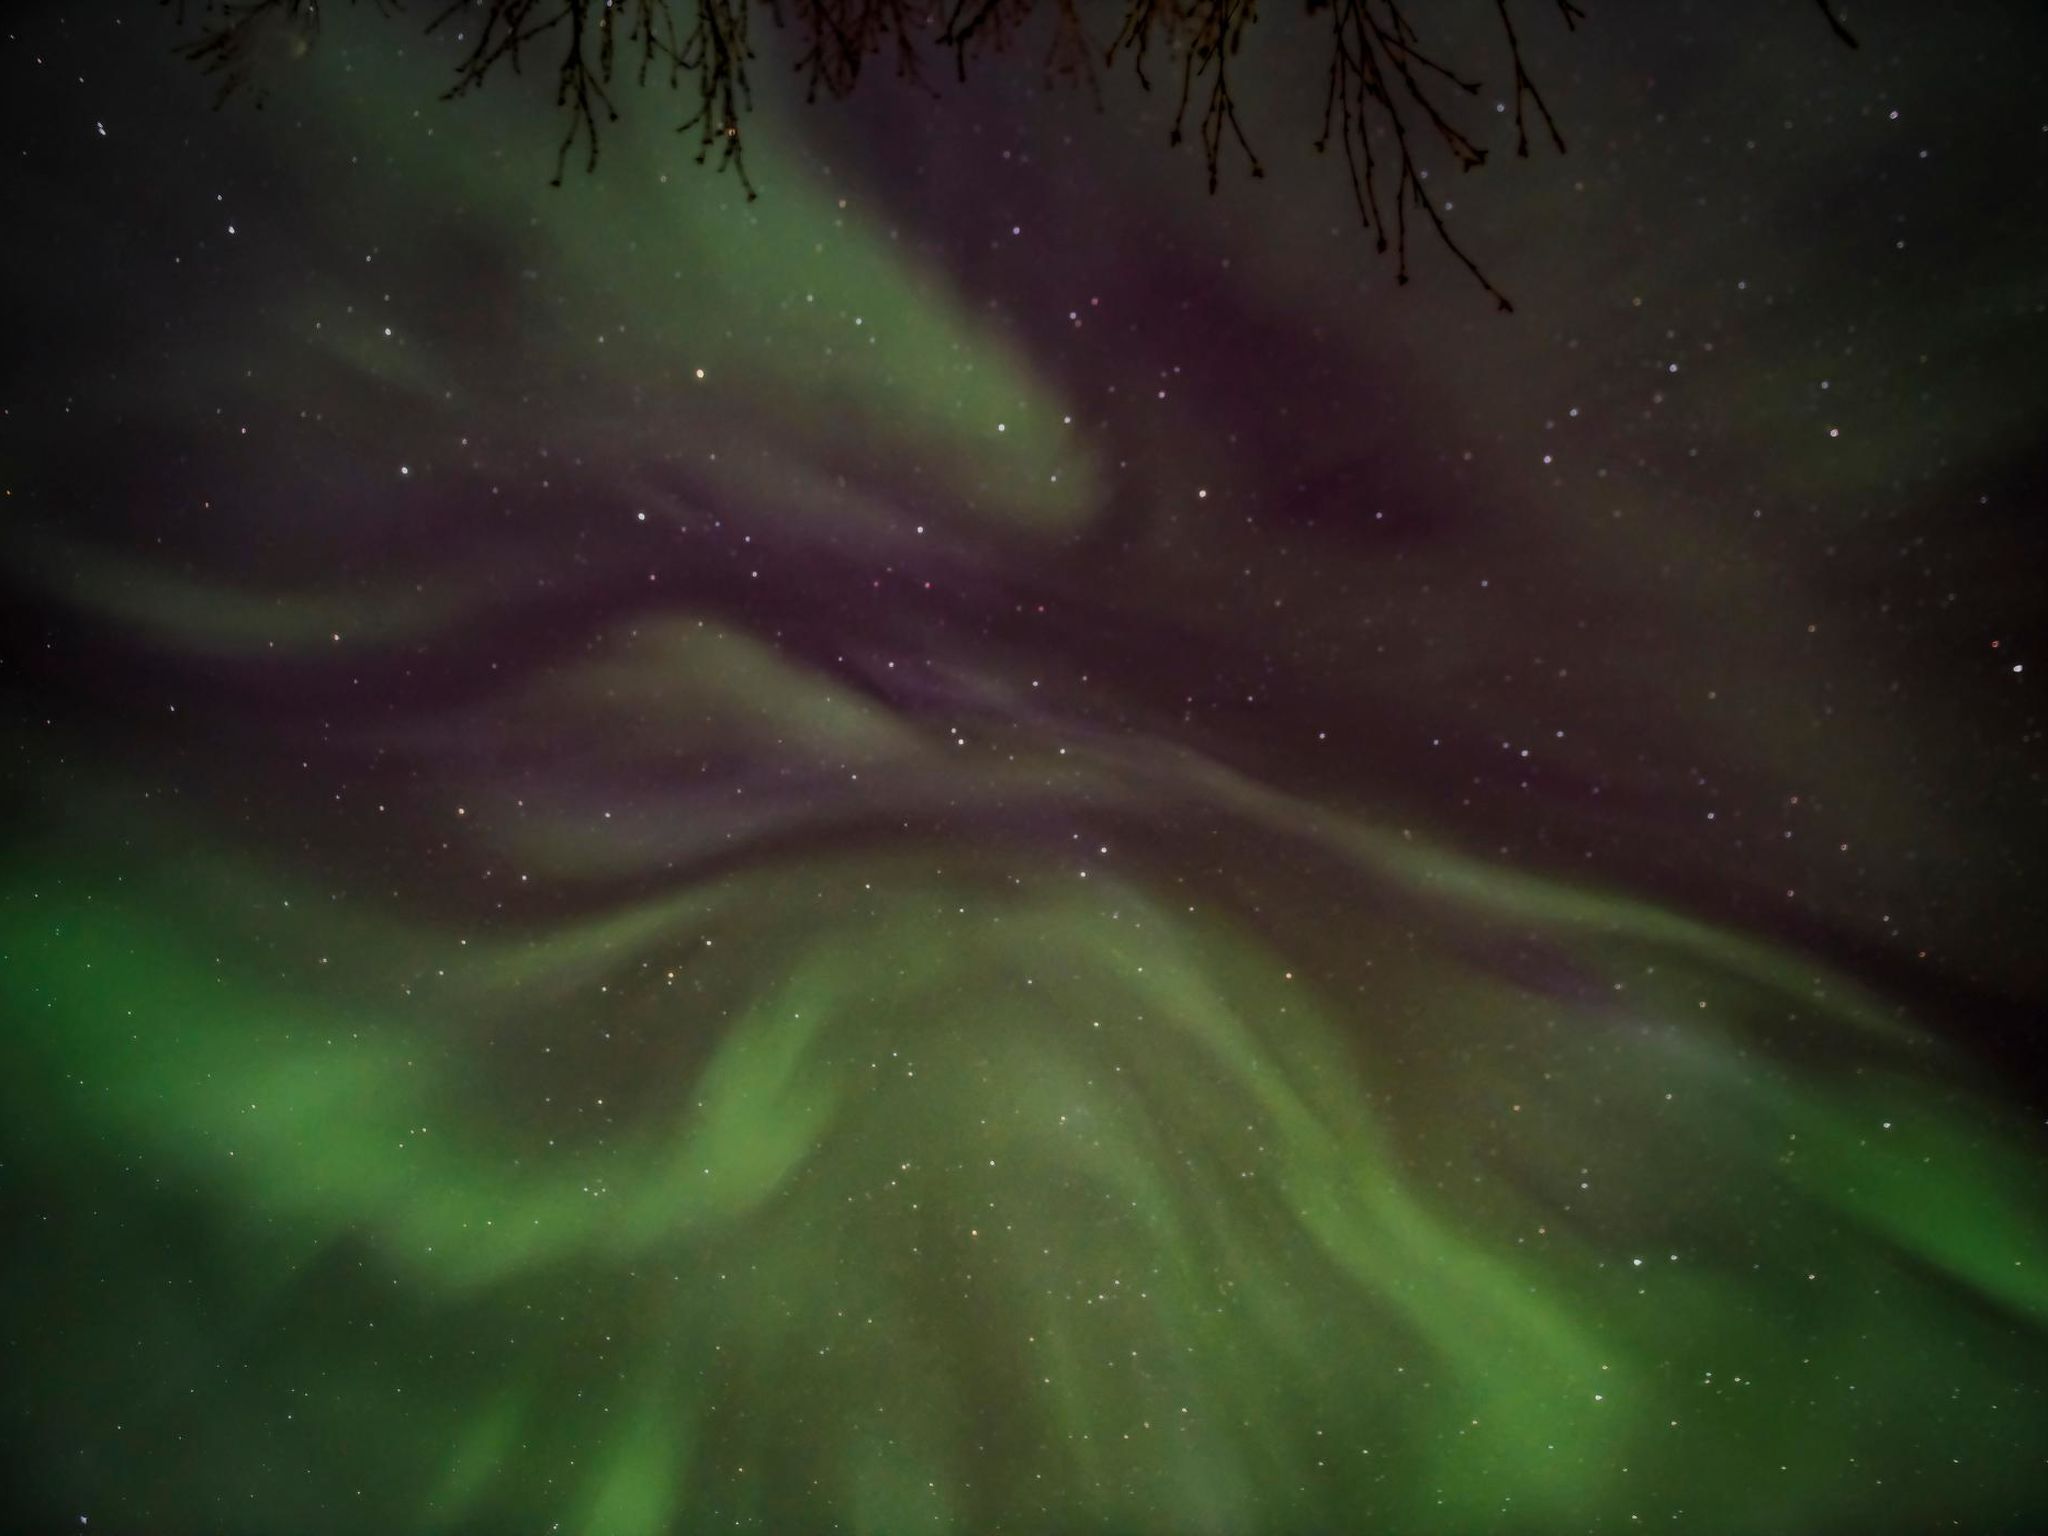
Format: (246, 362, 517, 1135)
(166, 0, 1860, 309)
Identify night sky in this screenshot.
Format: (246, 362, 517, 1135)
(4, 1, 2047, 1531)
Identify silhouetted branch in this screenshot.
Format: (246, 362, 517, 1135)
(1496, 0, 1579, 158)
(1309, 0, 1539, 310)
(671, 1, 757, 196)
(166, 0, 1866, 305)
(937, 0, 1035, 83)
(168, 0, 397, 107)
(1114, 1, 1264, 189)
(1814, 0, 1858, 49)
(786, 0, 929, 102)
(1042, 0, 1101, 106)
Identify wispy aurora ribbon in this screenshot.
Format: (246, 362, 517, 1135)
(4, 5, 2045, 1531)
(6, 732, 2043, 1530)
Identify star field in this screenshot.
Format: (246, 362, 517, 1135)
(2, 2, 2046, 1532)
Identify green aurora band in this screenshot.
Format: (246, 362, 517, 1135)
(6, 755, 2045, 1531)
(4, 2, 2046, 1531)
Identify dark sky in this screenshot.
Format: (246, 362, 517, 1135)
(3, 2, 2046, 1531)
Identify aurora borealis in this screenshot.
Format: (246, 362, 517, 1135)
(4, 1, 2047, 1531)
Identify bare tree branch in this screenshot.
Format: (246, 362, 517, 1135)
(165, 0, 1863, 306)
(168, 0, 396, 107)
(1814, 0, 1858, 49)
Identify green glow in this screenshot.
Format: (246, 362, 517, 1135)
(6, 776, 2042, 1530)
(295, 15, 1101, 543)
(6, 7, 2043, 1530)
